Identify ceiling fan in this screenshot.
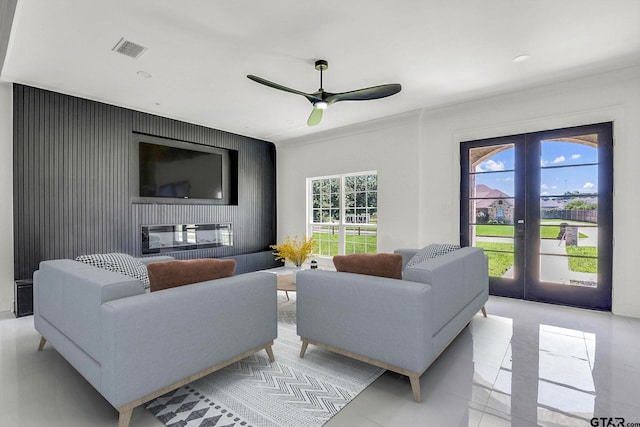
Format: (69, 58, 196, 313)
(247, 60, 401, 126)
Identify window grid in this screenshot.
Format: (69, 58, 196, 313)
(309, 172, 377, 257)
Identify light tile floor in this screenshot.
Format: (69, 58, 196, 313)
(2, 295, 639, 426)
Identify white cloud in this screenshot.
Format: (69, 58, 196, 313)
(476, 159, 505, 172)
(583, 182, 595, 189)
(571, 154, 582, 160)
(553, 156, 566, 164)
(504, 177, 512, 182)
(551, 185, 558, 189)
(540, 160, 549, 167)
(541, 191, 550, 196)
(541, 184, 549, 190)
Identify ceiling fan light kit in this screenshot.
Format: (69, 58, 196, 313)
(247, 59, 401, 126)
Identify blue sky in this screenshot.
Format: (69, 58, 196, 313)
(474, 142, 598, 197)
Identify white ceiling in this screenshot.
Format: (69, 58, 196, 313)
(2, 0, 639, 143)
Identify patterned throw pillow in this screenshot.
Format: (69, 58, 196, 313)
(406, 243, 461, 268)
(76, 253, 150, 289)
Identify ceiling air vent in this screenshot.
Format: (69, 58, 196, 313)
(112, 37, 147, 59)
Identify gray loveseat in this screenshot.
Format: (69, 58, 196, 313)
(296, 246, 488, 402)
(34, 256, 277, 427)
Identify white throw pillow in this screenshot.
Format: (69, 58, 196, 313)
(76, 253, 150, 289)
(406, 243, 461, 268)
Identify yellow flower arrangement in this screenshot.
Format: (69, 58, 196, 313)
(270, 235, 314, 267)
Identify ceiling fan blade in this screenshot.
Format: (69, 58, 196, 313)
(247, 75, 320, 103)
(326, 83, 401, 104)
(307, 107, 323, 126)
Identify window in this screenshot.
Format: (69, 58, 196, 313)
(308, 172, 377, 257)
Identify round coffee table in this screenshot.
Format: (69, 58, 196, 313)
(277, 274, 296, 301)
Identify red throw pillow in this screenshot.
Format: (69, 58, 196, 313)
(147, 259, 236, 292)
(332, 253, 403, 279)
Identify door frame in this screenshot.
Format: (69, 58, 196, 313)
(460, 122, 613, 311)
(460, 134, 526, 299)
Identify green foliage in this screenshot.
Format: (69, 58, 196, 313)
(564, 199, 598, 210)
(312, 174, 377, 223)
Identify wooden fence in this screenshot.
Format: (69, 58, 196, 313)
(541, 209, 598, 223)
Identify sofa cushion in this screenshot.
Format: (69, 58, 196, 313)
(406, 244, 461, 268)
(147, 259, 236, 292)
(76, 253, 150, 289)
(332, 253, 403, 279)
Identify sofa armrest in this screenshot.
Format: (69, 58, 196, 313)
(403, 247, 487, 335)
(34, 260, 145, 363)
(100, 271, 277, 408)
(296, 270, 433, 374)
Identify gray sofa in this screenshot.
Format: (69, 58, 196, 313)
(296, 246, 488, 402)
(34, 256, 277, 427)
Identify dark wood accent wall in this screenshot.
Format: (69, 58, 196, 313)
(13, 85, 277, 280)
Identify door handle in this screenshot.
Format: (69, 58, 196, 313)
(516, 219, 526, 238)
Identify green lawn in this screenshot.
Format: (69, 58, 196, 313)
(475, 242, 514, 277)
(476, 225, 514, 237)
(313, 231, 377, 256)
(566, 246, 598, 273)
(476, 224, 587, 239)
(312, 228, 596, 276)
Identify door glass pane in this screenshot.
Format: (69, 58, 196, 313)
(469, 144, 515, 278)
(476, 237, 515, 279)
(539, 139, 599, 287)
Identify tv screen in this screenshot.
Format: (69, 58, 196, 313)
(139, 142, 223, 200)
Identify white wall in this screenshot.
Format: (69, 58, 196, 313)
(277, 66, 640, 317)
(0, 82, 13, 312)
(277, 111, 421, 268)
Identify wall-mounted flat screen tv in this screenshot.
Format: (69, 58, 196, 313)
(139, 142, 223, 200)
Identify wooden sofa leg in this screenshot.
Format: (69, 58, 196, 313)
(265, 345, 275, 363)
(118, 406, 133, 427)
(38, 336, 47, 351)
(481, 306, 487, 318)
(299, 339, 309, 358)
(409, 375, 421, 403)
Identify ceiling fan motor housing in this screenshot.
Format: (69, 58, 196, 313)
(314, 59, 328, 71)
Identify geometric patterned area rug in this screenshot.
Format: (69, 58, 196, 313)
(146, 308, 385, 427)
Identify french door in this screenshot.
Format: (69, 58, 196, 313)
(460, 123, 613, 310)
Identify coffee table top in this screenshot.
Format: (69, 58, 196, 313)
(277, 274, 296, 292)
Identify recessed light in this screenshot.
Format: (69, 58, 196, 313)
(137, 70, 152, 78)
(513, 54, 530, 63)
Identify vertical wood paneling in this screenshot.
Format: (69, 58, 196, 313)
(13, 85, 277, 279)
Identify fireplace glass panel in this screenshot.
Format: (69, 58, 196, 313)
(142, 223, 233, 254)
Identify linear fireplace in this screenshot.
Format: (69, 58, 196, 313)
(141, 223, 232, 254)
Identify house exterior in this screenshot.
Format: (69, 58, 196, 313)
(474, 184, 514, 224)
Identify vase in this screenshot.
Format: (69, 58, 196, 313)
(292, 264, 302, 284)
